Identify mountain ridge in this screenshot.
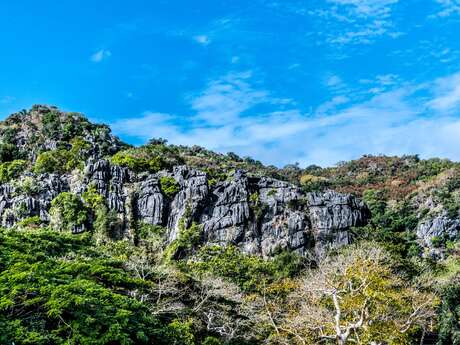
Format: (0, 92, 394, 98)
(0, 105, 459, 344)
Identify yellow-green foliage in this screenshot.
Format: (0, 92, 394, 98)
(111, 149, 165, 173)
(82, 184, 105, 209)
(189, 245, 304, 292)
(16, 216, 41, 229)
(0, 160, 27, 183)
(160, 176, 180, 198)
(276, 243, 439, 345)
(299, 174, 328, 191)
(164, 319, 195, 345)
(33, 137, 90, 174)
(164, 221, 202, 261)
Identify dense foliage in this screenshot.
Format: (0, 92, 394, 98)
(1, 106, 460, 344)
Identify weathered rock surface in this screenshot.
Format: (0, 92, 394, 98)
(0, 158, 370, 257)
(416, 214, 460, 258)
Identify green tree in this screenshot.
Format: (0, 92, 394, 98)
(49, 192, 88, 232)
(437, 274, 460, 344)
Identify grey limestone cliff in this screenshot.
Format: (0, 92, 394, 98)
(0, 158, 370, 257)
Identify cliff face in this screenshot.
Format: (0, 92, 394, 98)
(0, 159, 369, 256)
(7, 105, 460, 259)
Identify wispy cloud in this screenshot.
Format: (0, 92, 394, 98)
(432, 0, 460, 17)
(193, 35, 211, 45)
(190, 71, 269, 125)
(112, 70, 460, 167)
(428, 72, 460, 112)
(309, 0, 401, 46)
(90, 49, 112, 63)
(329, 0, 399, 16)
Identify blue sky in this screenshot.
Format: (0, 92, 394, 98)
(1, 0, 460, 167)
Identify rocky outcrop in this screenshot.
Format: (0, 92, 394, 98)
(416, 215, 460, 259)
(307, 191, 369, 254)
(0, 159, 370, 257)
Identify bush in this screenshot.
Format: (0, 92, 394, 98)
(164, 221, 202, 261)
(0, 143, 20, 163)
(33, 138, 90, 174)
(299, 174, 329, 192)
(137, 223, 165, 241)
(13, 176, 42, 196)
(190, 245, 276, 292)
(202, 336, 223, 345)
(16, 215, 42, 228)
(34, 150, 70, 174)
(0, 160, 27, 183)
(49, 192, 88, 232)
(160, 176, 180, 198)
(111, 150, 165, 173)
(82, 184, 105, 209)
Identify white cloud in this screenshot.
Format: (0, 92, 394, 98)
(329, 0, 399, 16)
(190, 71, 269, 125)
(111, 70, 460, 167)
(90, 49, 112, 63)
(311, 0, 401, 46)
(325, 75, 344, 88)
(428, 72, 460, 112)
(432, 0, 460, 17)
(193, 35, 211, 45)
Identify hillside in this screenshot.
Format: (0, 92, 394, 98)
(0, 105, 459, 344)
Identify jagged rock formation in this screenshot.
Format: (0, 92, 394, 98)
(0, 158, 370, 256)
(4, 105, 460, 259)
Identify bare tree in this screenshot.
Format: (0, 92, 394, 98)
(258, 243, 438, 345)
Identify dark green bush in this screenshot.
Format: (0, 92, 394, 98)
(0, 143, 20, 163)
(0, 228, 182, 345)
(437, 275, 460, 344)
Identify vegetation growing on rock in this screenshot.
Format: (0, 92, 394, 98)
(0, 106, 459, 344)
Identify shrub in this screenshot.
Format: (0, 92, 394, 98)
(164, 221, 202, 260)
(16, 216, 41, 228)
(431, 236, 444, 248)
(34, 150, 70, 174)
(137, 223, 165, 241)
(33, 138, 90, 174)
(13, 176, 42, 196)
(299, 174, 328, 192)
(82, 184, 105, 209)
(111, 150, 165, 173)
(202, 336, 223, 345)
(0, 143, 20, 163)
(42, 110, 61, 139)
(165, 319, 195, 345)
(49, 192, 88, 232)
(0, 160, 27, 183)
(190, 245, 276, 292)
(160, 176, 180, 198)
